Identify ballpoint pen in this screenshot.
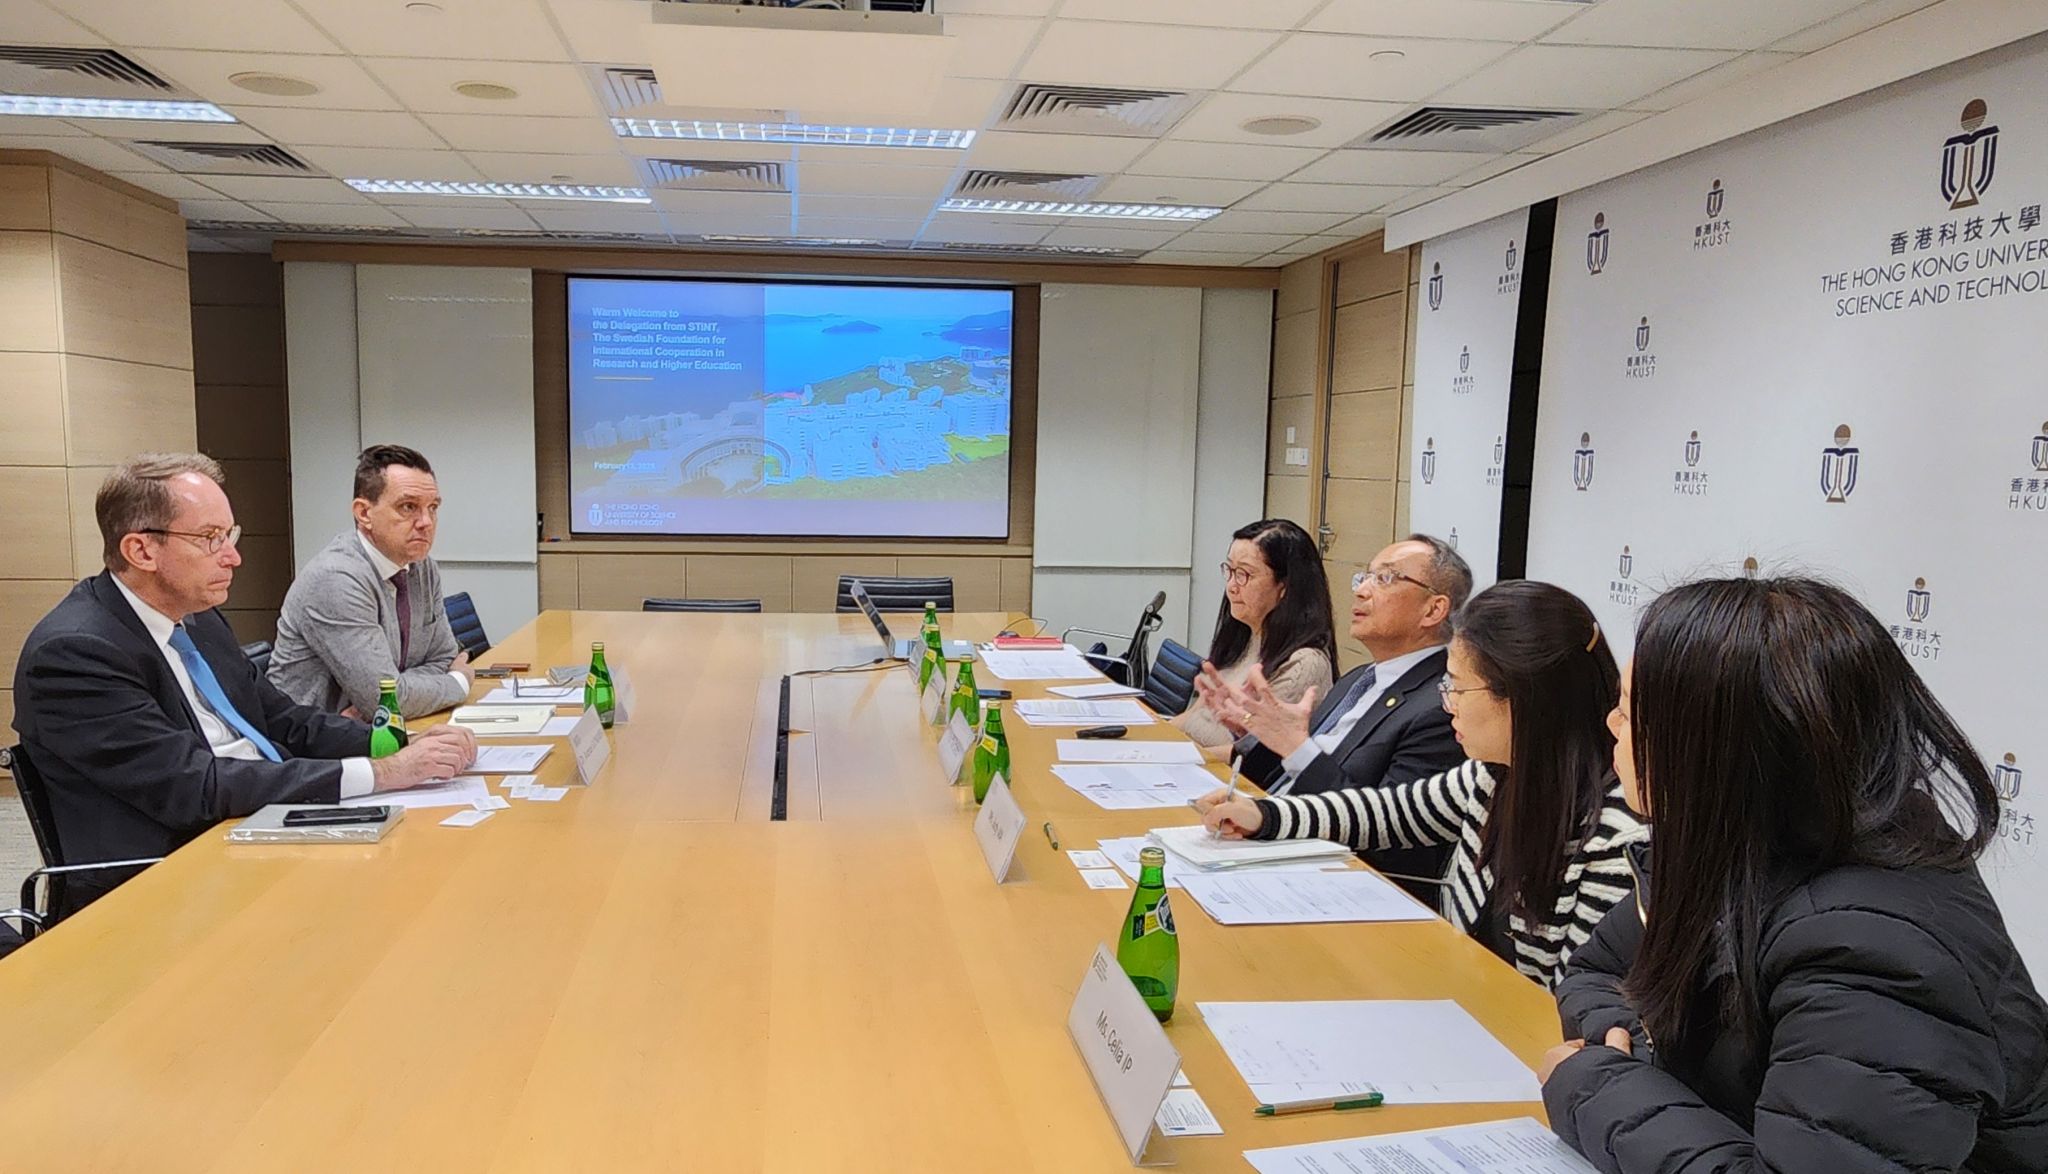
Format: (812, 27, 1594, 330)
(1209, 755, 1243, 839)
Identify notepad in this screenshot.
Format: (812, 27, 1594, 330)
(449, 705, 557, 736)
(470, 744, 552, 773)
(1147, 824, 1352, 871)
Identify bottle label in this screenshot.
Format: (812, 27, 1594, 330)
(371, 706, 393, 731)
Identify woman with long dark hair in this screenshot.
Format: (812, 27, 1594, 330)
(1542, 577, 2048, 1171)
(1173, 519, 1336, 757)
(1200, 580, 1645, 987)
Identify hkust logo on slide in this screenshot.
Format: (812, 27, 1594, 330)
(1820, 424, 1860, 503)
(1895, 577, 1941, 661)
(1499, 240, 1521, 295)
(1427, 261, 1444, 310)
(1694, 179, 1731, 250)
(1995, 753, 2024, 802)
(1572, 432, 1595, 491)
(1452, 346, 1475, 394)
(1674, 430, 1707, 496)
(2009, 419, 2048, 512)
(1586, 212, 1610, 275)
(1486, 435, 1504, 488)
(1625, 317, 1656, 380)
(1609, 545, 1641, 608)
(1419, 437, 1437, 484)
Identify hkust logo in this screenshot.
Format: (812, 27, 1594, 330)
(1994, 753, 2024, 802)
(2009, 418, 2048, 512)
(1625, 316, 1657, 380)
(1486, 434, 1505, 488)
(1572, 432, 1595, 491)
(1820, 424, 1860, 503)
(1499, 239, 1522, 295)
(1694, 178, 1731, 250)
(1674, 430, 1707, 496)
(1427, 261, 1444, 310)
(1452, 345, 1476, 394)
(1419, 437, 1437, 484)
(1586, 212, 1610, 275)
(1447, 527, 1460, 550)
(1941, 99, 1999, 211)
(1609, 544, 1642, 608)
(1741, 556, 1761, 580)
(1894, 577, 1941, 661)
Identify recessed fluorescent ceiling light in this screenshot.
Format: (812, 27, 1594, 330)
(345, 178, 651, 203)
(613, 118, 973, 149)
(940, 198, 1219, 221)
(0, 94, 235, 122)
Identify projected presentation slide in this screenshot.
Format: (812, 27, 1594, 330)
(567, 277, 1014, 538)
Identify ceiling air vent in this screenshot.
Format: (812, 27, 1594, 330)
(915, 241, 1137, 260)
(995, 83, 1199, 138)
(644, 158, 787, 192)
(0, 46, 174, 96)
(954, 170, 1101, 202)
(597, 66, 664, 114)
(130, 141, 317, 175)
(1350, 105, 1590, 154)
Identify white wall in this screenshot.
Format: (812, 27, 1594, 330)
(283, 262, 539, 644)
(1030, 283, 1271, 653)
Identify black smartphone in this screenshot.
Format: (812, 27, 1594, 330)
(282, 806, 390, 827)
(976, 688, 1013, 700)
(1075, 725, 1128, 740)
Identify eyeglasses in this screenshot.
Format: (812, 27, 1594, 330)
(140, 524, 242, 554)
(1219, 561, 1265, 588)
(1352, 567, 1437, 594)
(1437, 677, 1491, 709)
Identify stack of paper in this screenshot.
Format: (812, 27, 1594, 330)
(1199, 1000, 1543, 1106)
(1048, 682, 1145, 700)
(1050, 763, 1221, 810)
(470, 744, 552, 773)
(473, 679, 582, 705)
(339, 775, 492, 810)
(1147, 824, 1352, 871)
(977, 648, 1102, 681)
(1096, 836, 1349, 890)
(1175, 870, 1434, 925)
(1013, 698, 1156, 727)
(1056, 740, 1205, 765)
(449, 705, 557, 736)
(1244, 1119, 1596, 1174)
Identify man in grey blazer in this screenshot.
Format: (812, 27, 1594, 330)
(269, 444, 474, 718)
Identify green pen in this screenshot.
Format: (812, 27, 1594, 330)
(1253, 1092, 1385, 1116)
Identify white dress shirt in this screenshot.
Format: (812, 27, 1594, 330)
(1272, 644, 1443, 793)
(112, 574, 374, 798)
(357, 532, 469, 697)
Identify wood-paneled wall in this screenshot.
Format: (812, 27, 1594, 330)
(1260, 234, 1418, 670)
(0, 152, 193, 733)
(190, 254, 291, 644)
(531, 271, 1041, 614)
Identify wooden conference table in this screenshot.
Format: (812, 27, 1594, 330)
(0, 611, 1559, 1172)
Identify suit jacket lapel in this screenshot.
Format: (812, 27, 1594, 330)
(1328, 648, 1448, 761)
(85, 571, 205, 734)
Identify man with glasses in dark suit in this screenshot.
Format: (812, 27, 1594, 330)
(10, 454, 474, 914)
(1195, 533, 1469, 898)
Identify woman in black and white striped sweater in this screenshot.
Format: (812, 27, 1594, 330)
(1199, 580, 1645, 989)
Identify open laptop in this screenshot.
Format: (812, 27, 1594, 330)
(850, 579, 974, 660)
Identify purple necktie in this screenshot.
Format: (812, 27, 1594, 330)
(391, 568, 412, 668)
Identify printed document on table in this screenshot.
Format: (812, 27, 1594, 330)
(1199, 1000, 1542, 1105)
(1014, 699, 1156, 726)
(1175, 870, 1435, 925)
(1148, 824, 1352, 871)
(1049, 682, 1145, 699)
(340, 775, 491, 811)
(1243, 1118, 1597, 1174)
(1056, 740, 1205, 765)
(1051, 763, 1222, 810)
(976, 649, 1102, 680)
(470, 744, 552, 774)
(1097, 837, 1347, 891)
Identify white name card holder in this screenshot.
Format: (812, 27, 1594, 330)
(921, 674, 946, 726)
(936, 711, 975, 786)
(1067, 943, 1182, 1166)
(565, 706, 611, 786)
(608, 664, 635, 725)
(973, 772, 1027, 882)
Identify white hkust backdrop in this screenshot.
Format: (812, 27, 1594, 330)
(1527, 34, 2048, 972)
(1410, 208, 1530, 591)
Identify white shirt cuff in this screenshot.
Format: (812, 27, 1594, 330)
(446, 670, 470, 698)
(1280, 741, 1322, 778)
(339, 757, 375, 799)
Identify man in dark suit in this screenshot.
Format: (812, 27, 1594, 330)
(1196, 534, 1470, 895)
(11, 453, 475, 915)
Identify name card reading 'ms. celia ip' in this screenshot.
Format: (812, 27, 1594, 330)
(973, 772, 1027, 882)
(1067, 943, 1181, 1165)
(565, 706, 611, 786)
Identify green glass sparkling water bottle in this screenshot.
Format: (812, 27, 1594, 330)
(916, 600, 943, 693)
(970, 700, 1010, 804)
(949, 656, 979, 726)
(1117, 846, 1179, 1023)
(585, 641, 615, 729)
(368, 677, 408, 759)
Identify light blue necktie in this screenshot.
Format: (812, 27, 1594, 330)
(167, 624, 283, 763)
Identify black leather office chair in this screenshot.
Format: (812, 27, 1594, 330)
(642, 598, 763, 613)
(1066, 591, 1167, 690)
(835, 575, 954, 613)
(2, 744, 162, 933)
(1140, 640, 1202, 717)
(443, 591, 490, 658)
(240, 640, 273, 677)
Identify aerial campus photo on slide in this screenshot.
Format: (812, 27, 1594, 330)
(567, 276, 1015, 539)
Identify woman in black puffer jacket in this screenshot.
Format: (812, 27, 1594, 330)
(1540, 577, 2048, 1173)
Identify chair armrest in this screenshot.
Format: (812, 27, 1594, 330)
(1061, 626, 1129, 649)
(22, 858, 164, 913)
(0, 907, 44, 939)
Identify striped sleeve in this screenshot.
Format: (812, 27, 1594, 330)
(1545, 795, 1648, 984)
(1251, 760, 1493, 851)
